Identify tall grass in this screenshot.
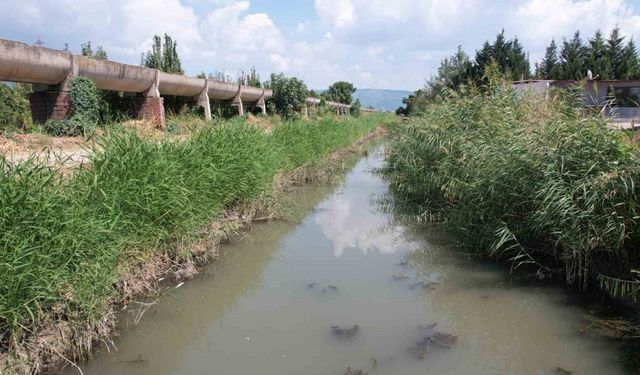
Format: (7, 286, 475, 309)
(0, 114, 388, 346)
(383, 80, 640, 301)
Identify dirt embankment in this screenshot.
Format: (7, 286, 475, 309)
(1, 126, 387, 375)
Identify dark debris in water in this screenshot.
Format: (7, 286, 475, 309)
(409, 281, 438, 291)
(343, 367, 367, 375)
(331, 324, 360, 338)
(323, 285, 339, 292)
(392, 274, 411, 281)
(555, 367, 574, 375)
(411, 323, 457, 359)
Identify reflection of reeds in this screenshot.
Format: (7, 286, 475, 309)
(0, 113, 393, 372)
(383, 81, 640, 305)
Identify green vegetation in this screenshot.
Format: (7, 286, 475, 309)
(0, 83, 32, 133)
(324, 81, 357, 104)
(265, 73, 309, 119)
(43, 76, 101, 136)
(398, 27, 640, 115)
(142, 33, 184, 74)
(384, 78, 640, 302)
(80, 41, 108, 60)
(0, 113, 389, 354)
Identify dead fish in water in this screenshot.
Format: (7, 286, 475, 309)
(555, 367, 574, 375)
(307, 283, 317, 289)
(392, 274, 411, 281)
(409, 281, 438, 291)
(323, 285, 339, 292)
(344, 367, 367, 375)
(115, 353, 147, 364)
(331, 324, 360, 338)
(410, 324, 457, 359)
(370, 355, 394, 369)
(397, 261, 409, 267)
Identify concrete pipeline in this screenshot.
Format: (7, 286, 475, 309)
(0, 38, 355, 126)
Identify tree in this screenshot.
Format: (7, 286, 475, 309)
(607, 26, 626, 79)
(81, 41, 108, 60)
(266, 73, 308, 119)
(325, 81, 356, 104)
(559, 31, 587, 80)
(508, 37, 530, 80)
(350, 98, 361, 116)
(473, 41, 493, 82)
(239, 67, 261, 88)
(143, 34, 183, 74)
(622, 39, 640, 79)
(539, 39, 561, 79)
(472, 31, 530, 83)
(587, 30, 612, 79)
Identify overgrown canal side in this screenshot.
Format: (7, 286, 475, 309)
(0, 114, 391, 375)
(64, 146, 626, 375)
(382, 84, 640, 351)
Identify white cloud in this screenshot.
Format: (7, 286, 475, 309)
(315, 0, 355, 28)
(3, 0, 640, 91)
(513, 0, 640, 49)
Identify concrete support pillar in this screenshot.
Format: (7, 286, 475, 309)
(28, 55, 78, 124)
(303, 104, 309, 117)
(232, 84, 244, 116)
(133, 70, 165, 129)
(256, 88, 266, 115)
(196, 79, 211, 121)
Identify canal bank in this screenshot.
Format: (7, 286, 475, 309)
(0, 116, 388, 375)
(65, 147, 628, 375)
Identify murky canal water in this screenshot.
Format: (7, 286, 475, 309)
(67, 148, 626, 375)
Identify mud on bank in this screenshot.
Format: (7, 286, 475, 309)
(0, 115, 390, 375)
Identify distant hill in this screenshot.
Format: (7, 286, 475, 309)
(353, 89, 412, 112)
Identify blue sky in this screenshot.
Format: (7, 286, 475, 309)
(1, 0, 640, 91)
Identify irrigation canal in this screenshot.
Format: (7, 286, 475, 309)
(64, 147, 626, 375)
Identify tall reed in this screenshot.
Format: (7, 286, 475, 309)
(383, 82, 640, 301)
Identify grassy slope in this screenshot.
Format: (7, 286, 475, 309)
(0, 114, 391, 351)
(383, 84, 640, 303)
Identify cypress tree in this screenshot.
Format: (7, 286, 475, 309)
(473, 41, 493, 82)
(607, 26, 626, 79)
(587, 30, 612, 79)
(560, 31, 587, 80)
(508, 37, 530, 80)
(621, 39, 640, 79)
(540, 39, 561, 79)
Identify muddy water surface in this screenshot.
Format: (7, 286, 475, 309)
(68, 148, 626, 375)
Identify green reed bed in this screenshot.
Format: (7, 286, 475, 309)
(383, 84, 640, 303)
(0, 114, 388, 347)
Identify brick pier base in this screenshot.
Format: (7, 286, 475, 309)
(133, 96, 165, 129)
(29, 91, 72, 124)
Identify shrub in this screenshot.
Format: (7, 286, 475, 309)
(266, 73, 308, 119)
(43, 117, 84, 137)
(0, 83, 32, 132)
(69, 76, 100, 125)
